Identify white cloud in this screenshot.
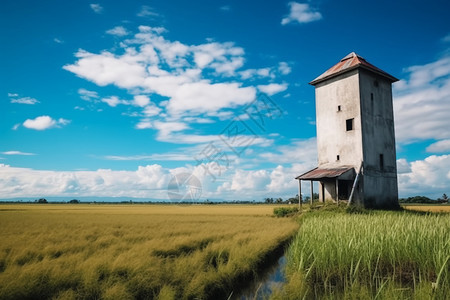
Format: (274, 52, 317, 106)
(220, 5, 231, 11)
(394, 53, 450, 143)
(64, 24, 290, 142)
(135, 120, 153, 129)
(106, 26, 129, 37)
(0, 164, 170, 199)
(426, 139, 450, 153)
(101, 96, 128, 107)
(8, 93, 18, 97)
(396, 158, 411, 174)
(10, 96, 40, 105)
(64, 26, 255, 118)
(281, 2, 322, 25)
(23, 116, 70, 130)
(137, 5, 159, 17)
(167, 82, 256, 115)
(143, 104, 161, 116)
(78, 88, 99, 101)
(12, 123, 20, 130)
(90, 3, 103, 14)
(257, 83, 288, 95)
(53, 38, 64, 44)
(239, 68, 272, 80)
(1, 151, 36, 156)
(133, 95, 150, 107)
(64, 50, 147, 89)
(278, 62, 292, 75)
(397, 155, 450, 197)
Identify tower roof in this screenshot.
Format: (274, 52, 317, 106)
(309, 52, 398, 85)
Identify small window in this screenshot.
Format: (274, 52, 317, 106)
(371, 93, 374, 101)
(379, 154, 384, 170)
(336, 155, 340, 161)
(346, 118, 354, 131)
(337, 105, 341, 112)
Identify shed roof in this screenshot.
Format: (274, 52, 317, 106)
(309, 52, 398, 85)
(295, 166, 354, 180)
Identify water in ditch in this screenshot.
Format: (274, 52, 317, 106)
(231, 254, 287, 299)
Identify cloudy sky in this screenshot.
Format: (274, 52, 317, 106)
(1, 0, 450, 201)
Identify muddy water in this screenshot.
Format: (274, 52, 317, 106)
(232, 255, 287, 299)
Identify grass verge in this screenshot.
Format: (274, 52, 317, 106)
(271, 204, 450, 299)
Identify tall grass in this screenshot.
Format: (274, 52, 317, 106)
(0, 204, 298, 299)
(273, 208, 450, 299)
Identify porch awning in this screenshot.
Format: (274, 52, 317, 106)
(295, 166, 354, 180)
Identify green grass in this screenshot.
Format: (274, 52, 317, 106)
(0, 204, 298, 300)
(272, 205, 450, 299)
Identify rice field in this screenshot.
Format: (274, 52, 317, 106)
(403, 204, 450, 213)
(272, 206, 450, 299)
(0, 204, 299, 299)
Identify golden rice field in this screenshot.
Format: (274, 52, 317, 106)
(402, 204, 450, 213)
(0, 204, 298, 300)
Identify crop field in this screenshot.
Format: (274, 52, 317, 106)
(0, 204, 298, 299)
(272, 206, 450, 299)
(402, 204, 450, 213)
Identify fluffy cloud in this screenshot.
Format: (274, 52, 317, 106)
(101, 96, 128, 107)
(23, 116, 70, 130)
(0, 164, 170, 199)
(426, 139, 450, 153)
(64, 25, 290, 144)
(90, 3, 103, 14)
(394, 54, 450, 143)
(278, 62, 292, 75)
(63, 26, 286, 119)
(106, 26, 129, 37)
(397, 155, 450, 197)
(257, 83, 288, 95)
(281, 2, 322, 25)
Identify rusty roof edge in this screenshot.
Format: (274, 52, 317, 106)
(295, 166, 355, 180)
(295, 167, 318, 180)
(309, 64, 398, 86)
(309, 65, 359, 85)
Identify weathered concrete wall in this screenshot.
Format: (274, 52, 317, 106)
(314, 69, 363, 169)
(359, 70, 399, 208)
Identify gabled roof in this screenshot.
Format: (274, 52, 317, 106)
(309, 52, 398, 85)
(295, 166, 354, 180)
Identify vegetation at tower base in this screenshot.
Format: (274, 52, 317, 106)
(271, 204, 450, 299)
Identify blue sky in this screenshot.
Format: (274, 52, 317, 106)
(1, 0, 450, 201)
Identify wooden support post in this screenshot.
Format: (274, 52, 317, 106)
(336, 178, 339, 205)
(298, 180, 302, 210)
(310, 180, 313, 206)
(321, 182, 325, 203)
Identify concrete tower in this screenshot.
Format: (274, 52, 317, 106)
(296, 52, 399, 208)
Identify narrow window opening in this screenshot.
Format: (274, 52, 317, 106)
(371, 93, 374, 101)
(337, 105, 341, 112)
(336, 155, 340, 161)
(379, 154, 384, 170)
(346, 118, 354, 131)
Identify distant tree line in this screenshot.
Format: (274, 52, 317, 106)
(399, 194, 449, 204)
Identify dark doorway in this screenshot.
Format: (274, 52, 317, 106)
(338, 180, 352, 200)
